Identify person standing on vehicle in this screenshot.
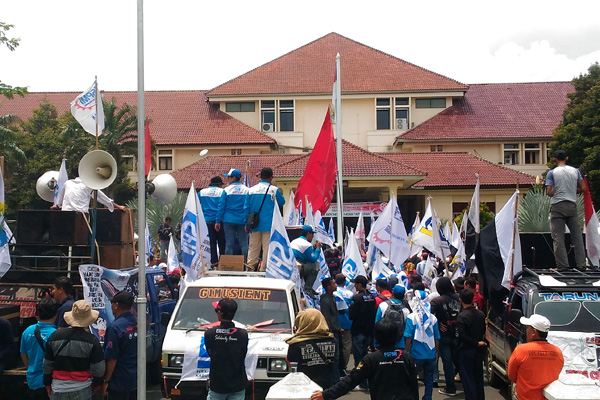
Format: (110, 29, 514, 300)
(43, 300, 105, 399)
(103, 291, 137, 400)
(205, 299, 248, 400)
(245, 167, 285, 271)
(430, 277, 461, 396)
(348, 275, 376, 392)
(20, 298, 59, 400)
(310, 318, 419, 400)
(508, 314, 564, 400)
(286, 309, 337, 389)
(157, 217, 172, 261)
(199, 176, 226, 267)
(291, 225, 322, 292)
(216, 169, 250, 262)
(52, 277, 75, 329)
(546, 149, 587, 270)
(456, 289, 486, 400)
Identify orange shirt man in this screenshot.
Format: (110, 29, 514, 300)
(508, 314, 564, 400)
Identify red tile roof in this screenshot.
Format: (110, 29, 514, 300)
(0, 91, 275, 146)
(172, 140, 425, 189)
(397, 82, 573, 142)
(207, 33, 468, 97)
(382, 152, 536, 188)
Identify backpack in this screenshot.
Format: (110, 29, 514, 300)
(384, 300, 406, 341)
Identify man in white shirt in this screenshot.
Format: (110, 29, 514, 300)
(52, 165, 125, 213)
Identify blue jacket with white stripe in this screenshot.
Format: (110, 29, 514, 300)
(244, 180, 286, 232)
(216, 181, 249, 225)
(198, 185, 224, 223)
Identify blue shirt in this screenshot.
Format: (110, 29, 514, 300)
(55, 296, 74, 328)
(199, 185, 224, 223)
(244, 180, 285, 232)
(104, 312, 138, 393)
(216, 181, 249, 225)
(375, 299, 408, 349)
(403, 314, 440, 360)
(20, 321, 56, 390)
(291, 236, 321, 263)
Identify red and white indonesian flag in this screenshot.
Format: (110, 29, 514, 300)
(71, 81, 105, 135)
(583, 177, 600, 267)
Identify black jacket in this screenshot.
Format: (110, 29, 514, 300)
(287, 338, 337, 389)
(320, 293, 340, 333)
(204, 321, 248, 394)
(349, 291, 376, 335)
(456, 306, 486, 350)
(430, 293, 460, 339)
(322, 347, 419, 400)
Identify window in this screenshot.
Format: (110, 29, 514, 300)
(524, 143, 541, 164)
(230, 149, 242, 155)
(395, 98, 409, 130)
(504, 144, 520, 165)
(376, 98, 391, 130)
(225, 102, 255, 112)
(158, 149, 173, 170)
(452, 202, 468, 218)
(260, 100, 294, 132)
(122, 155, 136, 171)
(430, 145, 443, 152)
(279, 100, 294, 132)
(415, 98, 446, 108)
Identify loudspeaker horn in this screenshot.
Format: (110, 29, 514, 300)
(79, 150, 117, 190)
(149, 174, 177, 205)
(36, 171, 59, 202)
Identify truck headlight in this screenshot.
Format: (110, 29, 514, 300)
(269, 358, 289, 372)
(169, 354, 184, 367)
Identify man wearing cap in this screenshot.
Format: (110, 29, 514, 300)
(216, 169, 250, 262)
(205, 299, 248, 400)
(375, 284, 409, 349)
(157, 217, 172, 260)
(546, 150, 587, 271)
(348, 275, 376, 391)
(43, 300, 105, 399)
(199, 176, 226, 267)
(245, 167, 285, 271)
(103, 291, 137, 400)
(508, 314, 564, 400)
(291, 225, 322, 292)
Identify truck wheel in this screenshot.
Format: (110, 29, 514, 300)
(486, 348, 501, 388)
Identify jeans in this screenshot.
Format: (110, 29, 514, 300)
(458, 347, 485, 400)
(223, 223, 248, 261)
(550, 201, 586, 268)
(50, 386, 92, 400)
(207, 222, 225, 266)
(414, 358, 436, 400)
(159, 240, 169, 260)
(439, 337, 458, 392)
(351, 332, 372, 389)
(107, 390, 137, 400)
(207, 389, 245, 400)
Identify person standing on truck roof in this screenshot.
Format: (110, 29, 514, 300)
(20, 297, 59, 400)
(52, 277, 75, 329)
(291, 225, 322, 293)
(157, 217, 172, 261)
(199, 176, 226, 267)
(216, 169, 250, 262)
(546, 149, 587, 271)
(508, 314, 564, 400)
(245, 167, 285, 272)
(204, 298, 248, 400)
(51, 164, 126, 214)
(102, 291, 137, 400)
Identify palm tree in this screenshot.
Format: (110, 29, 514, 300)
(0, 113, 26, 168)
(518, 186, 584, 232)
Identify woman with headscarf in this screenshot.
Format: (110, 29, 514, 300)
(404, 290, 440, 400)
(286, 309, 338, 389)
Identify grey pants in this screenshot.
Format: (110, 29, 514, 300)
(550, 201, 586, 268)
(50, 386, 92, 400)
(300, 261, 319, 292)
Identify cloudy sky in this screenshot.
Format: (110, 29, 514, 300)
(3, 0, 600, 92)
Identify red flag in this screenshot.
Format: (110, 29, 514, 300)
(144, 121, 151, 177)
(294, 107, 337, 215)
(583, 177, 600, 266)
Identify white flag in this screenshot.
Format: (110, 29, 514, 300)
(342, 229, 367, 286)
(422, 256, 438, 288)
(496, 191, 522, 290)
(366, 195, 410, 270)
(371, 253, 393, 284)
(312, 249, 331, 292)
(355, 211, 366, 253)
(411, 199, 448, 261)
(451, 221, 462, 249)
(266, 204, 301, 294)
(70, 81, 105, 135)
(450, 240, 467, 280)
(314, 211, 334, 248)
(408, 212, 423, 257)
(181, 182, 211, 282)
(0, 166, 9, 279)
(304, 197, 315, 227)
(53, 159, 68, 206)
(167, 236, 179, 273)
(145, 222, 153, 266)
(328, 218, 336, 244)
(283, 190, 297, 227)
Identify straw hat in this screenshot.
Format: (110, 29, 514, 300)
(64, 300, 99, 328)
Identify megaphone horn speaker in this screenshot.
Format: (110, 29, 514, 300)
(36, 171, 59, 202)
(151, 174, 177, 205)
(79, 150, 117, 190)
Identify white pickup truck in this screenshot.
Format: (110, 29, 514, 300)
(160, 272, 302, 399)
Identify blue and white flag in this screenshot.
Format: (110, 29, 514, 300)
(314, 210, 334, 248)
(450, 239, 466, 281)
(371, 253, 394, 284)
(53, 158, 68, 206)
(167, 236, 179, 273)
(412, 199, 449, 261)
(355, 211, 366, 254)
(0, 166, 9, 279)
(145, 222, 154, 266)
(366, 195, 410, 270)
(181, 182, 211, 282)
(266, 204, 300, 293)
(70, 80, 105, 135)
(283, 190, 296, 227)
(312, 248, 331, 292)
(328, 218, 336, 244)
(342, 228, 367, 287)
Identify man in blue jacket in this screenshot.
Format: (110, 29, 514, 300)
(291, 225, 322, 292)
(199, 176, 225, 267)
(244, 167, 285, 271)
(216, 169, 249, 261)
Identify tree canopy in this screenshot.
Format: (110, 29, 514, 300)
(0, 22, 27, 99)
(551, 62, 600, 205)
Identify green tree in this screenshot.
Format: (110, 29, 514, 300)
(550, 62, 600, 206)
(0, 22, 27, 99)
(0, 114, 26, 169)
(454, 202, 495, 229)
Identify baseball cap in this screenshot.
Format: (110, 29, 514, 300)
(392, 284, 406, 296)
(301, 225, 315, 234)
(109, 290, 134, 308)
(224, 168, 242, 178)
(520, 314, 551, 332)
(351, 275, 368, 286)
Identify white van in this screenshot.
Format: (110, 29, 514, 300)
(161, 273, 301, 399)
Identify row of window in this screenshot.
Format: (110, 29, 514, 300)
(504, 143, 546, 165)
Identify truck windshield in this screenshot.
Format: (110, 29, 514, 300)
(172, 287, 292, 332)
(533, 291, 600, 332)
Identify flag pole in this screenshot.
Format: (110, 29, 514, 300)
(94, 76, 99, 150)
(335, 53, 344, 244)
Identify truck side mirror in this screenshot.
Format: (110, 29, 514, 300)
(509, 308, 523, 325)
(161, 312, 171, 326)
